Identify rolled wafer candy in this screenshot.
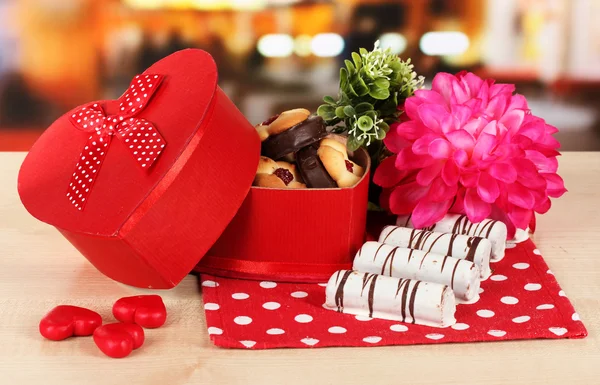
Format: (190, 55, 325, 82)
(397, 214, 508, 261)
(353, 242, 480, 303)
(379, 226, 491, 279)
(324, 270, 456, 328)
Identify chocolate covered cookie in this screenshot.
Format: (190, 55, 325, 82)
(259, 112, 327, 160)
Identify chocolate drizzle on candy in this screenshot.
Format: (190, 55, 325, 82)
(379, 224, 493, 280)
(325, 270, 457, 327)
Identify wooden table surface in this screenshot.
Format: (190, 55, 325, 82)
(1, 152, 598, 385)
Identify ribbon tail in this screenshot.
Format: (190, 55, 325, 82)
(67, 132, 112, 210)
(117, 118, 166, 170)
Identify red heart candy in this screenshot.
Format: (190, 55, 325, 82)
(93, 323, 145, 358)
(39, 305, 102, 341)
(112, 295, 167, 328)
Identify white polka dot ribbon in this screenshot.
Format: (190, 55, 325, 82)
(67, 74, 166, 210)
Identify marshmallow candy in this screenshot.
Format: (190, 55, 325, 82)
(324, 270, 456, 328)
(354, 242, 480, 303)
(397, 214, 508, 261)
(379, 226, 491, 279)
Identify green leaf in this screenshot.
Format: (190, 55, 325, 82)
(352, 52, 362, 70)
(379, 121, 390, 133)
(323, 95, 336, 105)
(375, 127, 387, 140)
(317, 104, 337, 122)
(355, 102, 374, 114)
(374, 78, 390, 89)
(357, 115, 374, 132)
(347, 134, 363, 151)
(369, 85, 390, 100)
(359, 48, 368, 57)
(335, 106, 346, 119)
(340, 68, 349, 90)
(343, 105, 356, 117)
(351, 75, 369, 97)
(345, 59, 355, 73)
(365, 110, 377, 120)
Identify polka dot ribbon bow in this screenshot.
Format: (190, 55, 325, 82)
(67, 74, 165, 210)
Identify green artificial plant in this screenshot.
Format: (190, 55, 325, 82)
(317, 41, 424, 163)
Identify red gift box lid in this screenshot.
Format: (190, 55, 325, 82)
(18, 49, 261, 288)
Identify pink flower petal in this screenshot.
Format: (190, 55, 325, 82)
(395, 121, 426, 142)
(460, 72, 485, 97)
(510, 158, 539, 179)
(507, 183, 535, 209)
(413, 134, 440, 155)
(460, 171, 479, 188)
(427, 177, 458, 202)
(453, 149, 469, 167)
(417, 104, 449, 133)
(450, 105, 473, 126)
(464, 188, 491, 223)
(544, 173, 567, 198)
(500, 109, 525, 134)
(441, 159, 460, 186)
(446, 130, 475, 152)
(507, 206, 533, 231)
(489, 83, 516, 98)
(472, 133, 497, 161)
(431, 72, 457, 104)
(416, 162, 444, 186)
(374, 155, 406, 188)
(488, 162, 517, 183)
(506, 93, 528, 110)
(389, 182, 429, 215)
(463, 117, 487, 136)
(395, 147, 435, 170)
(485, 94, 508, 120)
(428, 138, 452, 159)
(477, 172, 500, 203)
(403, 96, 425, 121)
(534, 197, 552, 214)
(411, 199, 453, 229)
(525, 150, 558, 173)
(413, 89, 446, 106)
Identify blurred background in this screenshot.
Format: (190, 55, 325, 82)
(0, 0, 599, 151)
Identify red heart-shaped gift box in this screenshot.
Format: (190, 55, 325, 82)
(18, 49, 369, 288)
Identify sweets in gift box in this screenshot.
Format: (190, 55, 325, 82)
(396, 214, 508, 262)
(378, 225, 492, 279)
(324, 270, 456, 328)
(353, 241, 481, 303)
(254, 108, 365, 189)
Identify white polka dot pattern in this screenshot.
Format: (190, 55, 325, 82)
(67, 74, 165, 210)
(200, 238, 587, 349)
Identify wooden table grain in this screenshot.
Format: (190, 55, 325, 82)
(0, 152, 598, 385)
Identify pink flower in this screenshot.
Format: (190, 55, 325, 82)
(375, 71, 566, 237)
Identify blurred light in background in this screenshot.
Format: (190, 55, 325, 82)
(420, 31, 470, 56)
(311, 33, 344, 58)
(378, 33, 407, 55)
(294, 35, 313, 57)
(257, 34, 294, 57)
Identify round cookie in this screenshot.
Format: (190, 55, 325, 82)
(256, 109, 311, 142)
(317, 138, 365, 188)
(254, 157, 306, 189)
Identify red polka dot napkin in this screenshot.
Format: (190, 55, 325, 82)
(200, 238, 587, 349)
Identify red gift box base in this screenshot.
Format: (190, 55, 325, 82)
(199, 238, 587, 349)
